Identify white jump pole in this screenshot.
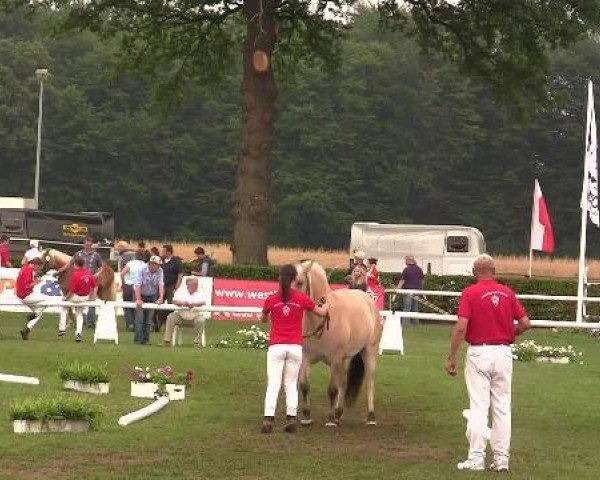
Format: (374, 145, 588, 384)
(118, 396, 170, 426)
(0, 373, 40, 385)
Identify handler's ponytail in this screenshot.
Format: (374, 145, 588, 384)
(279, 264, 298, 303)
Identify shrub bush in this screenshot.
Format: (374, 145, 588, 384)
(58, 361, 109, 384)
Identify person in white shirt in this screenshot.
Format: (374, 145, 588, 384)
(22, 240, 41, 264)
(120, 251, 147, 331)
(162, 277, 206, 346)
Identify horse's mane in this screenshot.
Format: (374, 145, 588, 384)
(299, 260, 331, 299)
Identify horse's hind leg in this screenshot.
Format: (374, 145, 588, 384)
(363, 348, 378, 425)
(298, 357, 313, 426)
(326, 357, 347, 427)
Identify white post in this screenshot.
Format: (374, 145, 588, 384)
(576, 202, 588, 323)
(34, 69, 48, 210)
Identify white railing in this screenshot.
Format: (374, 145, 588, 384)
(383, 288, 600, 329)
(1, 298, 599, 330)
(386, 288, 600, 303)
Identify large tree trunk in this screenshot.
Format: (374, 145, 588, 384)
(231, 0, 277, 265)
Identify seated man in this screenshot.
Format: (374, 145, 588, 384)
(162, 277, 207, 346)
(60, 257, 97, 342)
(17, 257, 45, 340)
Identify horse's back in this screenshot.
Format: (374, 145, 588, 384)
(316, 289, 381, 356)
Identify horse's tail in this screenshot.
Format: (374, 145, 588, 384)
(345, 353, 365, 407)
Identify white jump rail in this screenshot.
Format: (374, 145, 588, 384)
(0, 373, 40, 385)
(118, 396, 170, 426)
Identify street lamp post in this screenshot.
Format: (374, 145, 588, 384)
(34, 68, 49, 210)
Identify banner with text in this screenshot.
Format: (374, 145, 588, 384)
(212, 278, 385, 321)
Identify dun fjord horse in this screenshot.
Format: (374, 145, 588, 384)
(296, 260, 382, 426)
(42, 249, 116, 325)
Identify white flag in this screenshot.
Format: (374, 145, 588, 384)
(584, 80, 599, 226)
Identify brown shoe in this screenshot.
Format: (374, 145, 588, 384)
(283, 416, 297, 433)
(260, 417, 274, 434)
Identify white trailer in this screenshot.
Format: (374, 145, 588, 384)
(349, 223, 486, 275)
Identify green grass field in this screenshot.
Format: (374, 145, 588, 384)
(0, 312, 599, 479)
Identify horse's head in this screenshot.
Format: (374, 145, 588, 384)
(295, 260, 329, 301)
(41, 248, 72, 270)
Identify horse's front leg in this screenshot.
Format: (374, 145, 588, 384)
(298, 355, 313, 426)
(326, 356, 347, 427)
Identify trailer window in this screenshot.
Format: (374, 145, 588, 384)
(0, 216, 24, 233)
(447, 236, 469, 253)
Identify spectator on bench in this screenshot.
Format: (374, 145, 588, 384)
(162, 277, 206, 346)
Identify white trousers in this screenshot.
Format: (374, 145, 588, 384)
(264, 344, 303, 417)
(21, 293, 46, 330)
(59, 295, 89, 336)
(465, 345, 513, 462)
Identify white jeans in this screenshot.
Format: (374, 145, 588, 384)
(465, 345, 513, 462)
(59, 295, 89, 336)
(264, 344, 303, 417)
(21, 293, 46, 330)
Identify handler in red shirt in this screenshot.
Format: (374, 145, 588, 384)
(17, 257, 45, 340)
(0, 235, 13, 268)
(260, 264, 329, 434)
(446, 254, 530, 472)
(59, 257, 97, 342)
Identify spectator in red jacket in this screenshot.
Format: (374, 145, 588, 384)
(17, 257, 45, 340)
(0, 235, 13, 268)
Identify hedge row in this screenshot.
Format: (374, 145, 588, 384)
(11, 257, 591, 321)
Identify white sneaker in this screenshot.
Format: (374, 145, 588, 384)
(490, 457, 509, 472)
(457, 458, 485, 471)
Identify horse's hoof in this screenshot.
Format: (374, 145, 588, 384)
(324, 421, 338, 427)
(300, 419, 313, 426)
(366, 412, 377, 425)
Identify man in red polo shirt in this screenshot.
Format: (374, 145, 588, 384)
(17, 257, 45, 340)
(60, 257, 97, 342)
(446, 254, 530, 472)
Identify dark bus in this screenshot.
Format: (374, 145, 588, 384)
(0, 209, 115, 260)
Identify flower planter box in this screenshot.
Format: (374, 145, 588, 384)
(13, 419, 90, 434)
(130, 382, 160, 399)
(63, 380, 109, 395)
(130, 382, 186, 400)
(535, 356, 570, 364)
(166, 384, 185, 401)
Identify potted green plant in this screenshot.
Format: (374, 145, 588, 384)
(10, 395, 102, 433)
(59, 361, 110, 395)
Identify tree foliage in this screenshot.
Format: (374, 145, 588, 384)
(2, 9, 600, 256)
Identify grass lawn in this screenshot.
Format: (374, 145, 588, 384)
(0, 312, 599, 479)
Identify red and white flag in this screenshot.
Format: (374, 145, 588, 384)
(530, 179, 555, 254)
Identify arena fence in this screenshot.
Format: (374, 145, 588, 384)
(0, 294, 599, 330)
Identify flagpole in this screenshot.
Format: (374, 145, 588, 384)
(576, 81, 595, 323)
(529, 179, 536, 278)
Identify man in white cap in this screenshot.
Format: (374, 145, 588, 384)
(133, 255, 165, 344)
(446, 254, 530, 472)
(22, 240, 42, 264)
